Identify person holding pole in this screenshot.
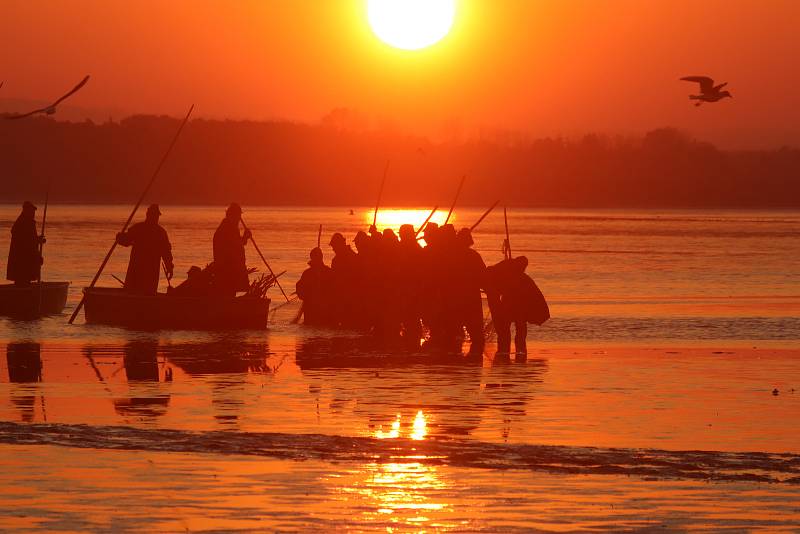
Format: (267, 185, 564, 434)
(6, 201, 44, 286)
(116, 204, 174, 295)
(213, 203, 252, 298)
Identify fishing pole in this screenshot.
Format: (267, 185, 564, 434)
(415, 205, 439, 238)
(469, 200, 500, 232)
(443, 175, 466, 225)
(372, 160, 390, 229)
(239, 216, 290, 302)
(503, 205, 511, 259)
(36, 176, 52, 315)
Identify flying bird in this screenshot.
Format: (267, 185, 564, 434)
(5, 75, 90, 120)
(680, 76, 732, 106)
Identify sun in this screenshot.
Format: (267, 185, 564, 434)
(367, 0, 456, 51)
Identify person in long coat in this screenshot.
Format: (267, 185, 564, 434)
(116, 204, 174, 295)
(6, 201, 44, 286)
(213, 203, 251, 298)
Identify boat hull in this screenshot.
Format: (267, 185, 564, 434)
(82, 287, 270, 330)
(0, 282, 70, 318)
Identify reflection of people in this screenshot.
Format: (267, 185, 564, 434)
(6, 201, 44, 286)
(116, 204, 174, 295)
(114, 341, 169, 419)
(6, 342, 42, 422)
(213, 203, 251, 298)
(296, 247, 334, 326)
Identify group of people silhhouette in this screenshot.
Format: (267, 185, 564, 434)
(5, 201, 548, 354)
(113, 202, 252, 297)
(296, 221, 549, 355)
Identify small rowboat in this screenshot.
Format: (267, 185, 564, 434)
(82, 287, 270, 330)
(0, 282, 70, 318)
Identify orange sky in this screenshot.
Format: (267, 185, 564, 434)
(2, 0, 799, 148)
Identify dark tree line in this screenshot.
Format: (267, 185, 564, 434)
(1, 115, 798, 208)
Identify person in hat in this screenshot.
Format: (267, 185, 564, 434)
(328, 232, 360, 327)
(6, 201, 44, 286)
(212, 203, 252, 298)
(296, 247, 335, 326)
(116, 204, 174, 295)
(453, 227, 487, 355)
(397, 223, 424, 347)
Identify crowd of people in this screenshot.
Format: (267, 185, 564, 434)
(296, 220, 549, 355)
(5, 201, 549, 354)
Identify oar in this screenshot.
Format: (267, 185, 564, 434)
(68, 104, 194, 324)
(239, 216, 290, 302)
(503, 205, 512, 259)
(443, 175, 466, 225)
(372, 160, 390, 228)
(111, 274, 125, 287)
(36, 176, 52, 315)
(162, 261, 173, 289)
(415, 205, 439, 238)
(469, 199, 500, 231)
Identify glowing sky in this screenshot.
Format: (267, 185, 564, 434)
(2, 0, 799, 148)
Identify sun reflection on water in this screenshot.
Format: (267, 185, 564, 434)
(366, 209, 449, 232)
(374, 411, 428, 440)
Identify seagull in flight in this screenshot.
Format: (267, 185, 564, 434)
(5, 75, 90, 120)
(680, 76, 732, 106)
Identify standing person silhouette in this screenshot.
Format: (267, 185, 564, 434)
(116, 204, 173, 295)
(213, 203, 251, 298)
(6, 201, 44, 286)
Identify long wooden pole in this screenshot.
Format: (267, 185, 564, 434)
(443, 175, 466, 225)
(68, 104, 195, 324)
(317, 224, 322, 248)
(36, 177, 52, 314)
(372, 160, 390, 228)
(469, 199, 500, 232)
(503, 205, 511, 259)
(239, 216, 290, 302)
(415, 205, 439, 238)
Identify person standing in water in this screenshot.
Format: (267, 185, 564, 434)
(116, 204, 174, 295)
(213, 203, 251, 298)
(6, 201, 44, 286)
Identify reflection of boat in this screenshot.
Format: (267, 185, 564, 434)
(114, 341, 170, 419)
(0, 282, 69, 318)
(82, 287, 270, 330)
(163, 341, 271, 375)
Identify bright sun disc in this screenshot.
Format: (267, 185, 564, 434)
(367, 0, 456, 51)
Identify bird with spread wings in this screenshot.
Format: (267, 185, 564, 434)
(5, 75, 90, 120)
(680, 76, 732, 106)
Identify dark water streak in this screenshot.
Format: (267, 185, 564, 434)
(3, 421, 799, 484)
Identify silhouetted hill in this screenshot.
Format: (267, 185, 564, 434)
(1, 115, 798, 208)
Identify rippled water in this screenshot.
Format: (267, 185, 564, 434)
(1, 205, 799, 530)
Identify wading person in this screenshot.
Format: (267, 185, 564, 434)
(454, 227, 487, 355)
(213, 203, 251, 298)
(6, 201, 44, 286)
(296, 247, 335, 326)
(329, 232, 359, 328)
(116, 204, 173, 295)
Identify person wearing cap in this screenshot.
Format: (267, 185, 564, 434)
(452, 227, 487, 355)
(295, 247, 335, 326)
(328, 232, 360, 328)
(397, 223, 424, 347)
(6, 201, 44, 286)
(116, 204, 174, 295)
(213, 203, 252, 298)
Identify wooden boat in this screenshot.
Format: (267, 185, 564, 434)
(0, 282, 70, 318)
(82, 287, 270, 330)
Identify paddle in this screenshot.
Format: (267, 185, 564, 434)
(36, 177, 52, 315)
(469, 200, 500, 232)
(443, 175, 466, 225)
(372, 160, 390, 229)
(239, 216, 290, 302)
(68, 104, 194, 324)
